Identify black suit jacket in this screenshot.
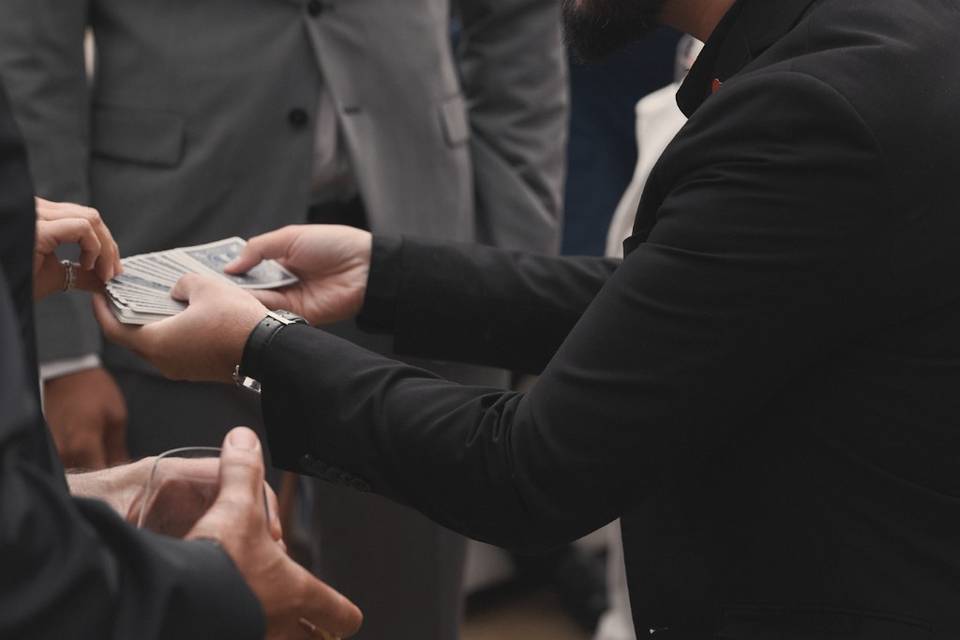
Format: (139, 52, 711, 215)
(0, 83, 265, 639)
(251, 0, 960, 636)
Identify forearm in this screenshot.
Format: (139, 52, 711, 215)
(358, 236, 618, 374)
(254, 325, 610, 551)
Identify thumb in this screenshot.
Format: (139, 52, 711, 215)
(170, 272, 208, 303)
(215, 427, 266, 514)
(225, 226, 299, 274)
(248, 288, 291, 310)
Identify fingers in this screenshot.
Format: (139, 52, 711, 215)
(92, 293, 140, 350)
(170, 272, 229, 303)
(35, 201, 122, 280)
(216, 427, 266, 516)
(295, 565, 364, 638)
(38, 219, 101, 270)
(225, 226, 301, 274)
(264, 482, 283, 543)
(170, 272, 204, 302)
(93, 292, 162, 360)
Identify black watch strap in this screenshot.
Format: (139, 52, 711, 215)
(237, 310, 308, 386)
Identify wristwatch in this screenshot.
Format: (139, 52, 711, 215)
(233, 310, 308, 392)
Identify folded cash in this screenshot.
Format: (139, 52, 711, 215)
(106, 237, 297, 325)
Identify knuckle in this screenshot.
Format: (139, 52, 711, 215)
(77, 218, 96, 236)
(218, 496, 258, 527)
(82, 207, 102, 224)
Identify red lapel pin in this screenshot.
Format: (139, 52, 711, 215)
(711, 78, 723, 95)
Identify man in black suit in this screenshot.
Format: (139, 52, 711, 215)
(98, 0, 960, 637)
(0, 81, 362, 639)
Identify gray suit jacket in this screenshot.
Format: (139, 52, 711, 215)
(0, 0, 567, 365)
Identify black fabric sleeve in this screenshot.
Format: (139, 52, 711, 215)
(258, 71, 891, 552)
(356, 235, 618, 374)
(0, 273, 265, 640)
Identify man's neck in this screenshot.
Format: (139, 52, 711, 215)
(660, 0, 737, 42)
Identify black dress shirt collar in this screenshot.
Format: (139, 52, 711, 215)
(677, 0, 820, 117)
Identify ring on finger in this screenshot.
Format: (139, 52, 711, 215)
(298, 617, 339, 640)
(61, 260, 78, 291)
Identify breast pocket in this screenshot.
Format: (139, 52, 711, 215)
(91, 105, 185, 168)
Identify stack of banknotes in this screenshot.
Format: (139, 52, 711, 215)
(106, 237, 298, 325)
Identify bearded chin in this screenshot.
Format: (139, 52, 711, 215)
(562, 0, 664, 63)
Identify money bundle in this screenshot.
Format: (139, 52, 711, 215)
(106, 237, 298, 325)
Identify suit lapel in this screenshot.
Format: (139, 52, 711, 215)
(677, 0, 820, 117)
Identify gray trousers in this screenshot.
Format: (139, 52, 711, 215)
(112, 322, 507, 640)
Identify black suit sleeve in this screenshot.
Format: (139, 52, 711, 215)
(357, 235, 618, 374)
(0, 274, 265, 639)
(255, 71, 892, 551)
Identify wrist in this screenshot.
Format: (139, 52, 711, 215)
(356, 235, 402, 333)
(39, 354, 102, 384)
(238, 310, 309, 385)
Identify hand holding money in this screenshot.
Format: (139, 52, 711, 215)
(224, 225, 372, 326)
(95, 227, 371, 383)
(104, 236, 298, 325)
(95, 270, 268, 383)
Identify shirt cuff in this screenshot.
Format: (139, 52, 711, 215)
(356, 235, 403, 334)
(39, 353, 101, 382)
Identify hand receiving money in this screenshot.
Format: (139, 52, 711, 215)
(33, 198, 122, 299)
(96, 225, 374, 384)
(106, 237, 298, 325)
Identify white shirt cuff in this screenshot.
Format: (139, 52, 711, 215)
(39, 354, 101, 382)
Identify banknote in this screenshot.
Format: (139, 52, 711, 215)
(175, 237, 298, 289)
(106, 237, 298, 325)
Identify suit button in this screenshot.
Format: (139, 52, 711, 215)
(307, 0, 324, 16)
(288, 108, 309, 129)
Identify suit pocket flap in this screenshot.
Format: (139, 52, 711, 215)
(439, 95, 470, 147)
(92, 106, 185, 167)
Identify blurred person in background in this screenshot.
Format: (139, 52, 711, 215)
(0, 1, 566, 637)
(0, 80, 362, 639)
(595, 35, 702, 640)
(562, 31, 681, 257)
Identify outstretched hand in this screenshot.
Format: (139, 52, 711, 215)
(95, 224, 373, 383)
(94, 273, 268, 383)
(225, 225, 372, 326)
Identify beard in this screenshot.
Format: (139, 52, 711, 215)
(562, 0, 666, 63)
